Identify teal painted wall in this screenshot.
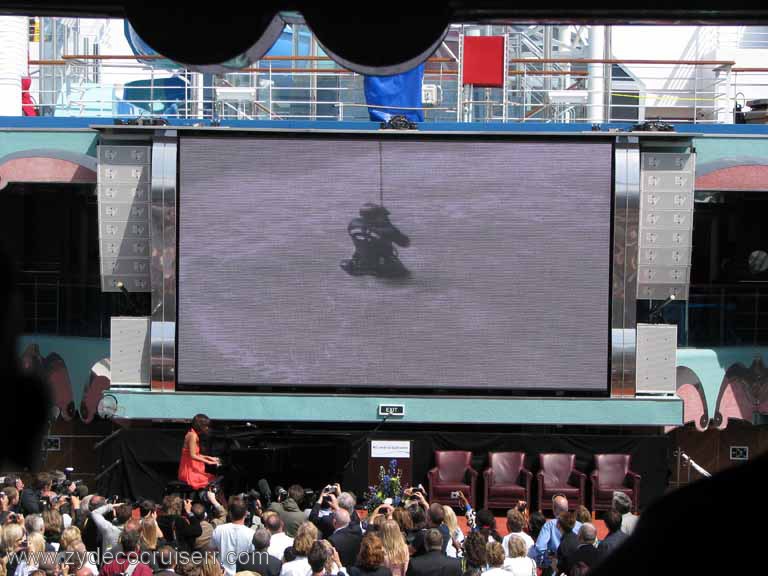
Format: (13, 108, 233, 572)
(694, 137, 768, 169)
(107, 390, 682, 426)
(0, 131, 98, 158)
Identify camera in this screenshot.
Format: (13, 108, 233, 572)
(450, 491, 460, 500)
(275, 486, 288, 503)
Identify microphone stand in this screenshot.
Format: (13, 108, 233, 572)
(342, 415, 390, 474)
(649, 295, 676, 324)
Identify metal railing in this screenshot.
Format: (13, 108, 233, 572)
(25, 55, 751, 124)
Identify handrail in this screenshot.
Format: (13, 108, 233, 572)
(732, 68, 768, 72)
(57, 54, 458, 64)
(680, 452, 712, 478)
(509, 58, 736, 66)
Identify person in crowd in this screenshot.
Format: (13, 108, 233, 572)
(3, 523, 26, 576)
(502, 537, 535, 576)
(20, 474, 54, 516)
(0, 491, 11, 524)
(309, 489, 360, 541)
(480, 542, 507, 576)
(191, 492, 226, 552)
(90, 501, 132, 554)
(59, 527, 81, 552)
(25, 515, 44, 537)
(318, 539, 344, 574)
(211, 496, 255, 576)
(441, 507, 464, 559)
(199, 553, 224, 576)
(566, 524, 601, 572)
(263, 512, 293, 561)
(553, 512, 579, 576)
(405, 505, 427, 553)
(16, 532, 46, 576)
(349, 533, 391, 576)
(2, 488, 19, 519)
(152, 545, 177, 576)
(307, 541, 342, 576)
(139, 516, 163, 561)
(533, 496, 582, 570)
(99, 529, 152, 576)
(526, 512, 545, 543)
(78, 495, 104, 553)
(66, 541, 97, 576)
(328, 510, 363, 569)
(178, 414, 221, 490)
(236, 527, 282, 576)
(379, 520, 409, 576)
(574, 507, 591, 526)
(269, 486, 306, 539)
(474, 510, 501, 544)
(42, 510, 63, 551)
(610, 493, 637, 536)
(390, 510, 412, 536)
(411, 504, 448, 557)
(157, 495, 202, 552)
(596, 509, 627, 559)
(280, 521, 318, 576)
(501, 510, 533, 559)
(461, 532, 487, 576)
(406, 530, 460, 576)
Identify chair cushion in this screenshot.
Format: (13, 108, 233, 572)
(433, 483, 471, 497)
(597, 487, 633, 500)
(542, 486, 580, 499)
(489, 484, 525, 497)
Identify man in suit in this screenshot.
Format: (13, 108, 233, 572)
(236, 528, 282, 576)
(406, 529, 461, 576)
(328, 509, 363, 569)
(568, 523, 603, 570)
(596, 510, 628, 559)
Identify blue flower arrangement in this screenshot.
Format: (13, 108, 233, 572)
(365, 458, 405, 513)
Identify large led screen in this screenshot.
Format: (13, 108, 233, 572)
(177, 135, 613, 391)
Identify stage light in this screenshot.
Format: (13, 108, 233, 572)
(125, 3, 286, 73)
(300, 5, 451, 76)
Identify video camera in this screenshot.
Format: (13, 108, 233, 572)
(320, 484, 340, 507)
(235, 490, 263, 527)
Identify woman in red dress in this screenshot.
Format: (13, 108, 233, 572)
(178, 413, 221, 489)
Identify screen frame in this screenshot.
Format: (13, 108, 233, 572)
(174, 130, 616, 397)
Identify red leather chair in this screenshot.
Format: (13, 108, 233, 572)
(483, 452, 532, 510)
(591, 454, 641, 513)
(537, 453, 586, 513)
(428, 451, 478, 508)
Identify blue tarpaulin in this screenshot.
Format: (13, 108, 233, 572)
(363, 64, 424, 123)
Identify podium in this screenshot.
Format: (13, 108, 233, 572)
(368, 440, 413, 490)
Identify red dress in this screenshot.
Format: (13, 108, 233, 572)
(178, 429, 216, 489)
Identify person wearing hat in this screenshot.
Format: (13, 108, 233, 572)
(340, 203, 411, 278)
(611, 492, 638, 536)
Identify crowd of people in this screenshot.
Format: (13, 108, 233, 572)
(0, 473, 639, 576)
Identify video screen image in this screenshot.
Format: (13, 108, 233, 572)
(177, 136, 613, 391)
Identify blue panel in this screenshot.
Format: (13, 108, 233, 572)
(108, 390, 682, 426)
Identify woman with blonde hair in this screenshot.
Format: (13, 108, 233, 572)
(60, 527, 82, 551)
(442, 506, 464, 559)
(500, 537, 535, 576)
(281, 522, 319, 576)
(140, 516, 161, 551)
(16, 533, 46, 576)
(199, 554, 224, 576)
(379, 520, 409, 576)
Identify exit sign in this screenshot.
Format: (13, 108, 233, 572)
(378, 404, 405, 417)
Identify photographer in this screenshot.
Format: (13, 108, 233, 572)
(268, 486, 305, 538)
(90, 501, 134, 554)
(156, 495, 202, 553)
(309, 486, 360, 541)
(20, 474, 55, 516)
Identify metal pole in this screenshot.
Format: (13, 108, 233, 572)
(544, 25, 553, 114)
(604, 26, 612, 122)
(502, 33, 508, 122)
(457, 27, 463, 122)
(588, 25, 606, 123)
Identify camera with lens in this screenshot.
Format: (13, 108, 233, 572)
(274, 486, 288, 503)
(235, 490, 262, 527)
